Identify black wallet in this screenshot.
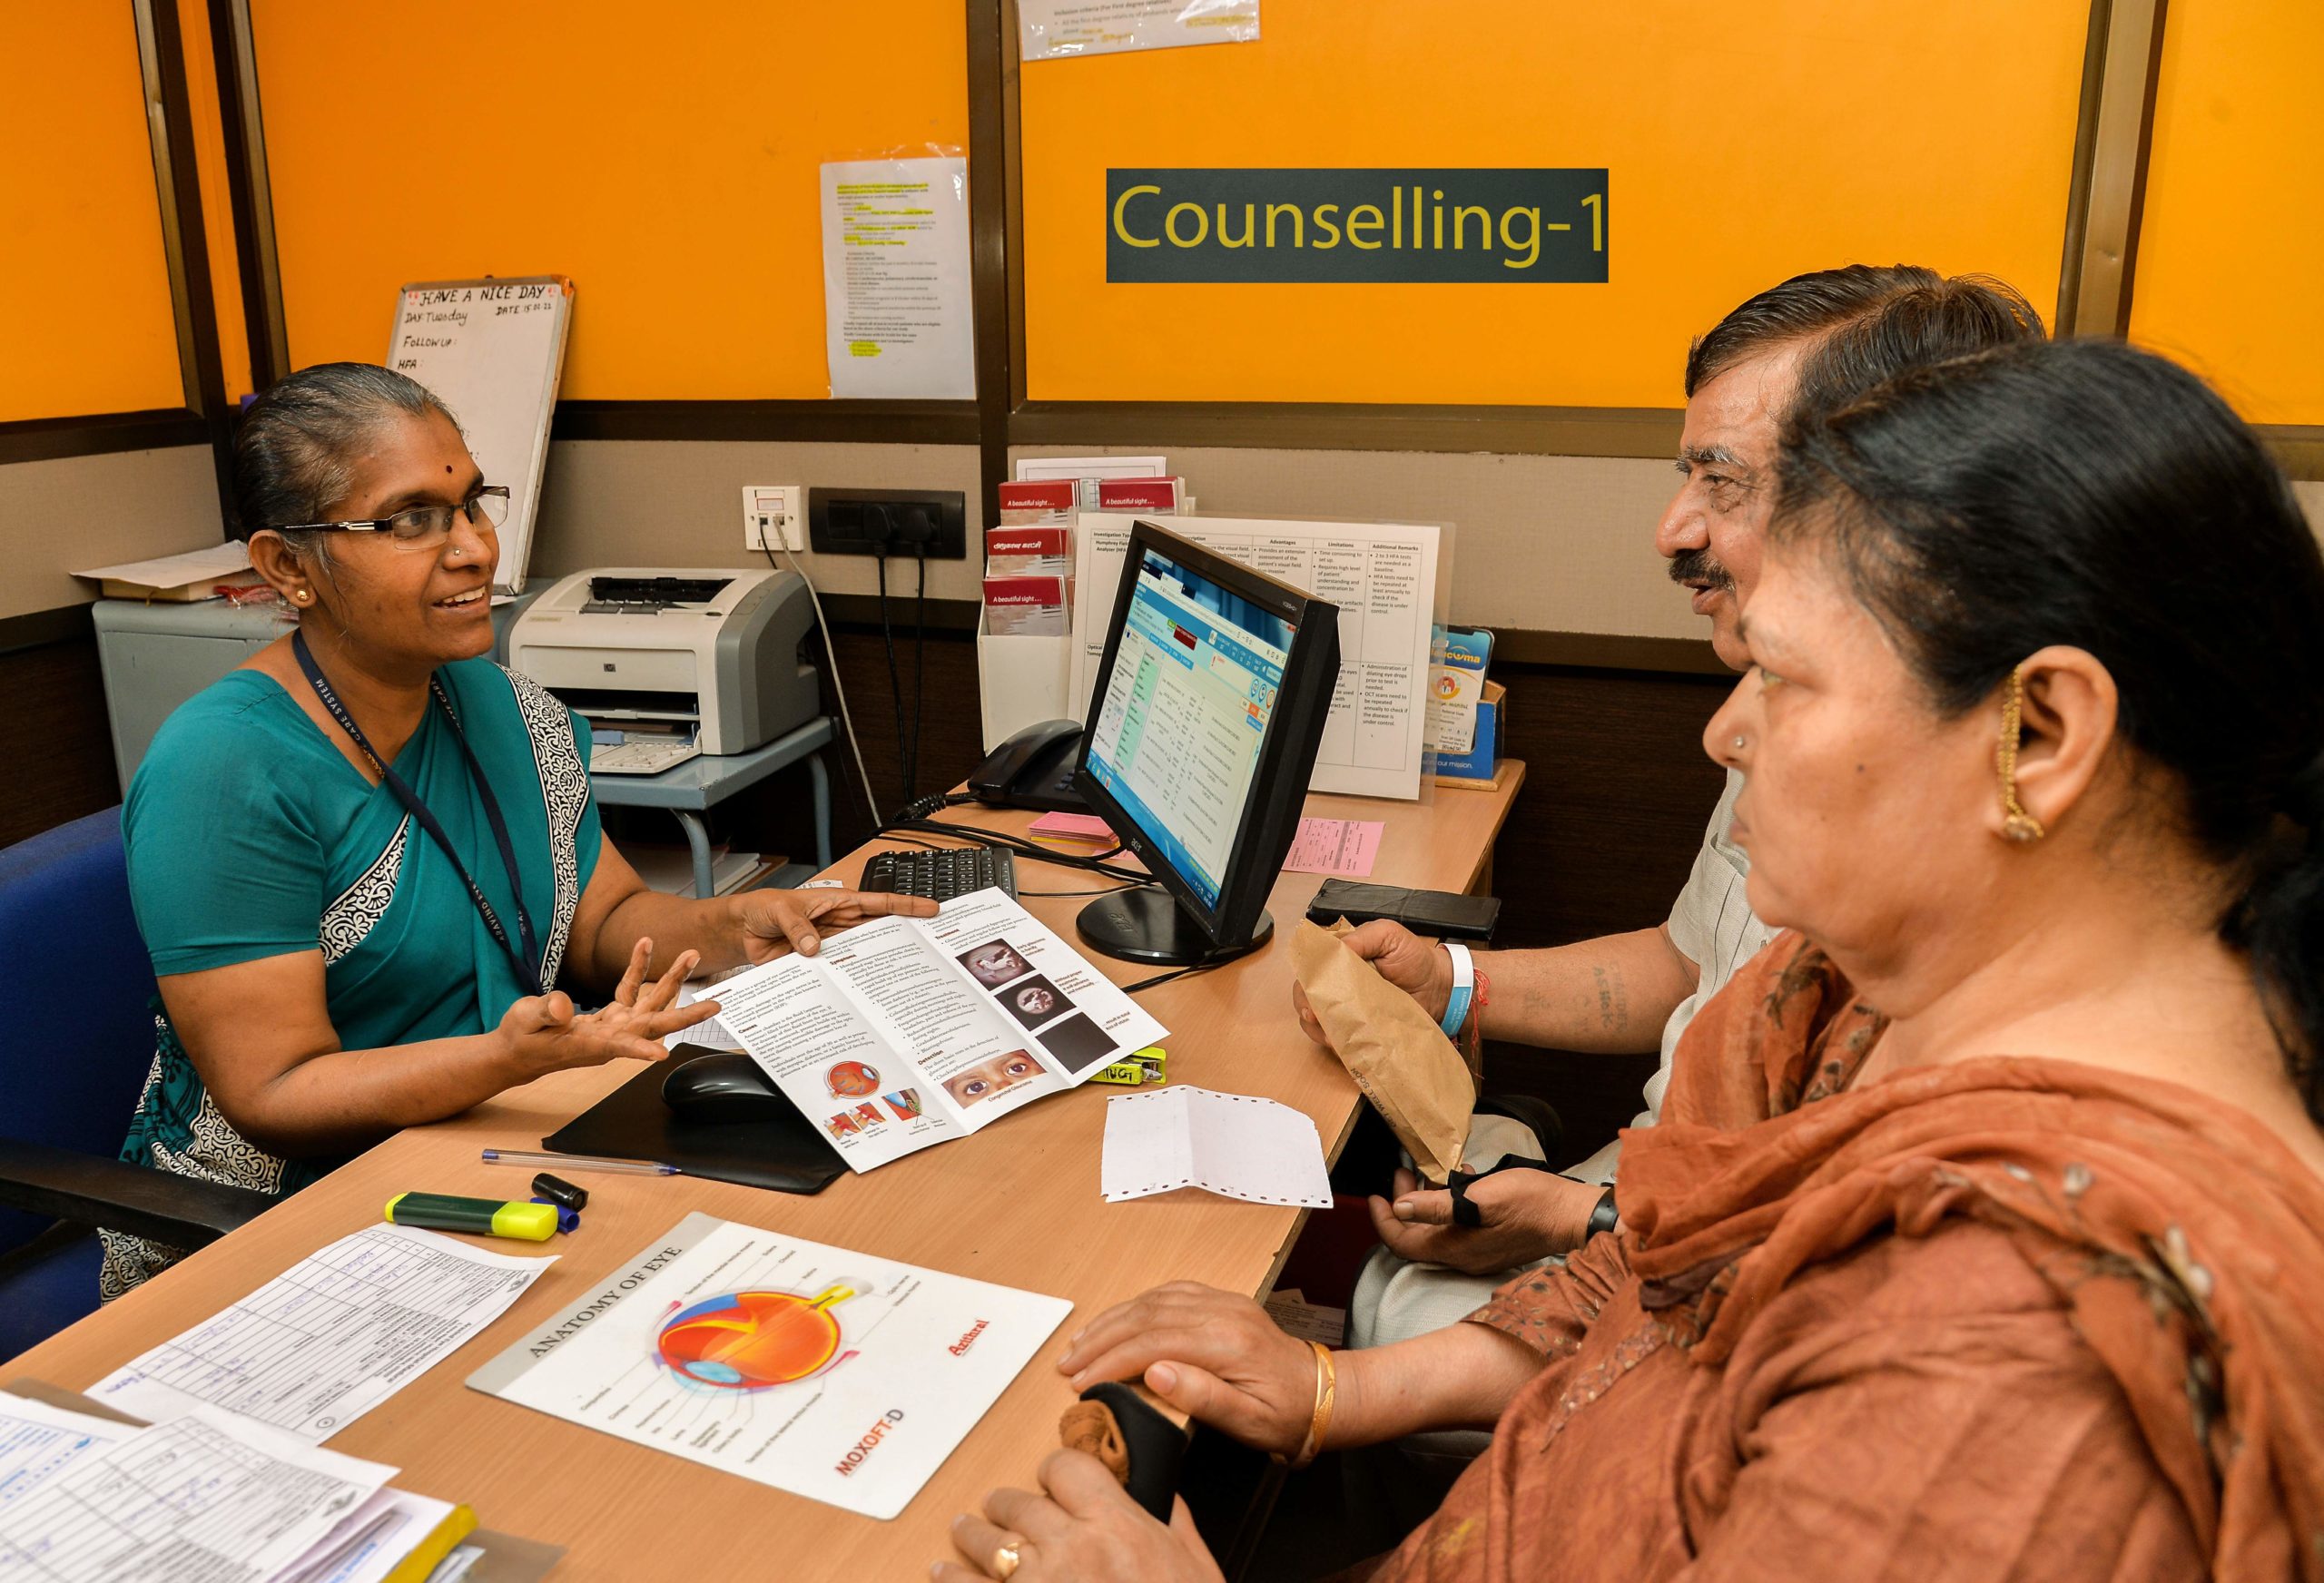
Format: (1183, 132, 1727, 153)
(1305, 879, 1500, 942)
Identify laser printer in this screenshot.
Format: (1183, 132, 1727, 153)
(506, 568, 818, 756)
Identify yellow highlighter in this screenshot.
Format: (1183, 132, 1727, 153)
(385, 1192, 560, 1242)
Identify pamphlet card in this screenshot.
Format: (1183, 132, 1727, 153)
(468, 1213, 1072, 1520)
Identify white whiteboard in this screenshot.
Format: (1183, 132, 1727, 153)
(388, 276, 572, 595)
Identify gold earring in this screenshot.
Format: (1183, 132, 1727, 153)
(1995, 664, 2046, 843)
(293, 588, 311, 603)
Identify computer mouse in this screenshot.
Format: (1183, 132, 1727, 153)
(662, 1051, 789, 1123)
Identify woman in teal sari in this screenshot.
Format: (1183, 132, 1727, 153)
(104, 364, 932, 1297)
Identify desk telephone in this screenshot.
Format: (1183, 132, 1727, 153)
(967, 718, 1090, 812)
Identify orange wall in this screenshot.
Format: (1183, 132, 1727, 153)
(2130, 5, 2324, 428)
(250, 0, 969, 400)
(1019, 0, 2091, 407)
(0, 5, 185, 422)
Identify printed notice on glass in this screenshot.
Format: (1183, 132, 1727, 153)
(821, 156, 976, 399)
(1069, 515, 1446, 801)
(1020, 0, 1259, 61)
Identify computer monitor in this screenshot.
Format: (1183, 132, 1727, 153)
(1072, 522, 1341, 966)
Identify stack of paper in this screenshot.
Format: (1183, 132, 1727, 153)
(624, 844, 773, 900)
(0, 1390, 473, 1583)
(72, 541, 261, 602)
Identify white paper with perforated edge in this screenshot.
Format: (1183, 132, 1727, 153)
(1100, 1086, 1334, 1206)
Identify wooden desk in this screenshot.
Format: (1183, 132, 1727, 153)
(13, 770, 1522, 1578)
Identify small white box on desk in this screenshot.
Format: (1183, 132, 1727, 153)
(977, 623, 1074, 752)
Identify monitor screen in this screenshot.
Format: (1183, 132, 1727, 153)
(1082, 545, 1295, 912)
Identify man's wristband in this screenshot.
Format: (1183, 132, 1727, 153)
(1438, 942, 1475, 1037)
(1587, 1185, 1619, 1240)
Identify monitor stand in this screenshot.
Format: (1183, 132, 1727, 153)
(1075, 887, 1272, 968)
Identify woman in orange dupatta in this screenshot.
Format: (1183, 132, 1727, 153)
(936, 339, 2324, 1583)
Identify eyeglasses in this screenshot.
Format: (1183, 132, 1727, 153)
(269, 486, 510, 550)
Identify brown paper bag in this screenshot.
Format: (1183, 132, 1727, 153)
(1289, 920, 1473, 1185)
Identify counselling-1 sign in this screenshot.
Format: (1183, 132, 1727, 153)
(1106, 168, 1607, 283)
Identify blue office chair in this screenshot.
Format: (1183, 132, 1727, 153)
(0, 808, 271, 1358)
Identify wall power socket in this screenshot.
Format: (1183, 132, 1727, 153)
(743, 485, 805, 553)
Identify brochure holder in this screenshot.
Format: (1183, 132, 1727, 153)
(977, 619, 1074, 751)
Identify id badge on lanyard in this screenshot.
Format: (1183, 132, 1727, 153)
(293, 634, 545, 998)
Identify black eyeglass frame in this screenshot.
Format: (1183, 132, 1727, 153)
(264, 485, 510, 539)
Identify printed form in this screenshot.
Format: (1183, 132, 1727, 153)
(0, 1405, 389, 1581)
(1068, 514, 1443, 800)
(90, 1224, 553, 1440)
(0, 1392, 132, 1504)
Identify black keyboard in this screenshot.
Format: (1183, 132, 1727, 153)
(862, 846, 1017, 901)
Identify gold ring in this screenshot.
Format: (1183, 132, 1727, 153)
(991, 1540, 1023, 1579)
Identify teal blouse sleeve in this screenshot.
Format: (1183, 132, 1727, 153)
(123, 676, 338, 977)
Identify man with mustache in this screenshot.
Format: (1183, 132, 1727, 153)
(1305, 266, 2045, 1352)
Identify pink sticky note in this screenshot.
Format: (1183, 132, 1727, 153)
(1029, 811, 1118, 841)
(1281, 817, 1385, 877)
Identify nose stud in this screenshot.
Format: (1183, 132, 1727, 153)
(1731, 735, 1747, 751)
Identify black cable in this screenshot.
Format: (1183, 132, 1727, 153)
(874, 816, 1151, 882)
(1123, 959, 1227, 994)
(1017, 883, 1145, 898)
(876, 554, 908, 805)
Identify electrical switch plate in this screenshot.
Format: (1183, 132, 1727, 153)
(743, 485, 804, 552)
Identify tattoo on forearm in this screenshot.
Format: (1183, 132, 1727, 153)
(1591, 965, 1628, 1032)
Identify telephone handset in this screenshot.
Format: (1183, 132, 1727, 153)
(967, 718, 1089, 811)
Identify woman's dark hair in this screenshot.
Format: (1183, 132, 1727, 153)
(231, 363, 458, 546)
(1685, 264, 2043, 398)
(1776, 337, 2324, 1115)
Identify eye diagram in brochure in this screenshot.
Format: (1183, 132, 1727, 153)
(659, 1284, 859, 1390)
(826, 1059, 881, 1098)
(468, 1214, 1075, 1519)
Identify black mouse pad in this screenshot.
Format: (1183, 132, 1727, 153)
(542, 1048, 847, 1195)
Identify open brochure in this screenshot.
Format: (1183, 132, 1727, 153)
(708, 888, 1166, 1171)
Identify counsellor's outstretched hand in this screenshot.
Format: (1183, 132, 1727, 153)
(1291, 919, 1454, 1046)
(939, 1451, 1225, 1583)
(1056, 1283, 1321, 1459)
(497, 939, 713, 1079)
(1367, 1165, 1601, 1273)
(734, 888, 940, 962)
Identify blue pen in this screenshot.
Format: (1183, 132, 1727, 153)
(482, 1148, 679, 1176)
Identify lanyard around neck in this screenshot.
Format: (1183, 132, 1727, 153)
(291, 632, 544, 998)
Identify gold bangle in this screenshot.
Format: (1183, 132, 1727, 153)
(1288, 1341, 1336, 1469)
